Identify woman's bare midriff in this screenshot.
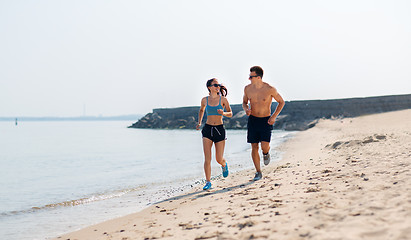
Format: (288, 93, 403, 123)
(206, 115, 223, 125)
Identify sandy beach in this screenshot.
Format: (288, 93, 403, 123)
(55, 109, 411, 240)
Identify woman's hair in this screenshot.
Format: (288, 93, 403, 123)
(206, 78, 227, 97)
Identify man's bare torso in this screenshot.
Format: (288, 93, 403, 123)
(244, 82, 276, 118)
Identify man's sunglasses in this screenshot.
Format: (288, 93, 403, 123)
(209, 84, 221, 87)
(249, 75, 260, 79)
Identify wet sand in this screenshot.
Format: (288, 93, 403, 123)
(55, 109, 411, 240)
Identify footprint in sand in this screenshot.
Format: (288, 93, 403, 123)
(360, 229, 388, 238)
(237, 221, 254, 230)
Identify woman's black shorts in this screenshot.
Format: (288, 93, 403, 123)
(247, 115, 273, 143)
(202, 124, 226, 143)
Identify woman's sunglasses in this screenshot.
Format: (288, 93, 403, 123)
(209, 84, 221, 87)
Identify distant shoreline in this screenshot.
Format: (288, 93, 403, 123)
(130, 93, 411, 131)
(0, 115, 143, 122)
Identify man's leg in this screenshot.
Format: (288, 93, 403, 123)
(261, 141, 271, 165)
(261, 141, 270, 155)
(251, 143, 261, 172)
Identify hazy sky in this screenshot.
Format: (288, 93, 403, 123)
(1, 0, 410, 117)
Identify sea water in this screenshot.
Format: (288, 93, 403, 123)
(0, 121, 295, 240)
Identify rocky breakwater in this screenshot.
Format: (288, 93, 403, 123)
(129, 94, 411, 131)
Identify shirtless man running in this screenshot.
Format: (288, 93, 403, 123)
(242, 66, 285, 181)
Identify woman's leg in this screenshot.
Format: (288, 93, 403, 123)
(202, 137, 213, 182)
(214, 140, 226, 167)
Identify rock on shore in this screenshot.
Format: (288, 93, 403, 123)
(129, 94, 411, 131)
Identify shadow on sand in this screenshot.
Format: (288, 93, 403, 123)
(155, 181, 255, 204)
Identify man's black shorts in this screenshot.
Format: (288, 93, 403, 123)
(247, 115, 273, 143)
(202, 124, 226, 143)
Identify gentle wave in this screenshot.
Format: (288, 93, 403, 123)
(0, 186, 146, 218)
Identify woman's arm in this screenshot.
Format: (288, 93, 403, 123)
(218, 97, 233, 118)
(196, 97, 206, 130)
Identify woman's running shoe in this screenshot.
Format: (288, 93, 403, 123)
(203, 181, 212, 190)
(222, 163, 229, 178)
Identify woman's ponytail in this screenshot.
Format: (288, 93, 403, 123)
(220, 85, 227, 97)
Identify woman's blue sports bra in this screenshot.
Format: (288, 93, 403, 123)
(206, 96, 224, 116)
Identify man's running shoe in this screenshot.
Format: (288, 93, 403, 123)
(203, 181, 212, 190)
(263, 152, 271, 165)
(253, 172, 262, 181)
(222, 163, 229, 178)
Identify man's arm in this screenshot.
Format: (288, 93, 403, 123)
(268, 88, 285, 125)
(242, 88, 251, 116)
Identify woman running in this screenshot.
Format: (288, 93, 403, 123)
(196, 78, 233, 190)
